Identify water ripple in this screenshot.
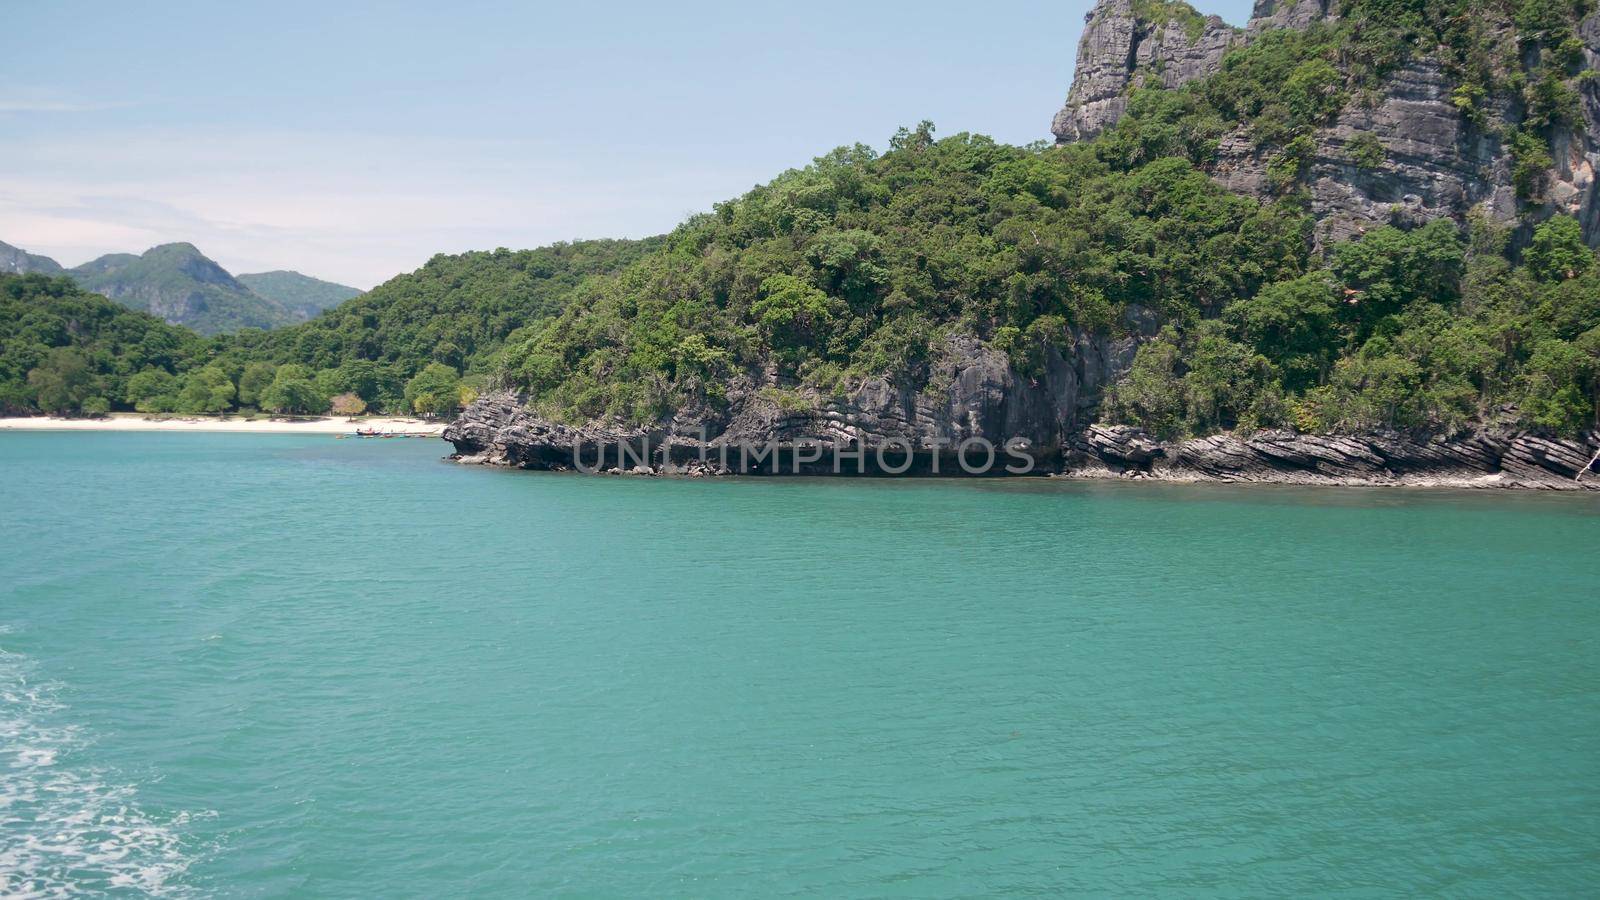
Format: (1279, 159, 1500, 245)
(0, 634, 207, 898)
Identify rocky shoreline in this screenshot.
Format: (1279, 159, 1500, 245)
(1070, 424, 1600, 490)
(444, 394, 1600, 491)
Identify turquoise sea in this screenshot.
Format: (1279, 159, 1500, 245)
(1, 432, 1598, 896)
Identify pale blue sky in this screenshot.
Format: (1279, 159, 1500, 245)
(1, 0, 1254, 287)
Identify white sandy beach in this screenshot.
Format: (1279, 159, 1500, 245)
(0, 414, 446, 435)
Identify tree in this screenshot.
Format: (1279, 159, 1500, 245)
(317, 359, 399, 407)
(1182, 324, 1278, 432)
(1302, 346, 1427, 431)
(237, 362, 277, 408)
(329, 392, 367, 416)
(1525, 215, 1593, 282)
(174, 366, 237, 414)
(126, 369, 179, 413)
(27, 348, 100, 415)
(1506, 128, 1553, 200)
(1225, 274, 1342, 391)
(260, 364, 327, 415)
(1331, 220, 1466, 311)
(1106, 330, 1186, 438)
(404, 363, 462, 417)
(889, 120, 936, 152)
(1521, 333, 1600, 431)
(753, 275, 842, 359)
(0, 380, 30, 415)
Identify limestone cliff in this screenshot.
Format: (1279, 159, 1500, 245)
(1054, 0, 1600, 248)
(1246, 0, 1337, 33)
(448, 327, 1143, 475)
(447, 389, 1600, 488)
(1051, 0, 1241, 142)
(0, 240, 64, 276)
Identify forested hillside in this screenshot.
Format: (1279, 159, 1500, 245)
(0, 275, 203, 416)
(68, 243, 301, 334)
(486, 0, 1600, 437)
(0, 238, 658, 417)
(3, 0, 1597, 437)
(491, 130, 1598, 435)
(236, 271, 362, 320)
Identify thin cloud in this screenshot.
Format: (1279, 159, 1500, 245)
(0, 96, 131, 114)
(0, 126, 774, 287)
(0, 101, 92, 112)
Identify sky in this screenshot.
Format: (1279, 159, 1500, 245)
(1, 0, 1256, 289)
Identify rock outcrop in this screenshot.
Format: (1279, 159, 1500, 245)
(1211, 56, 1522, 247)
(447, 328, 1141, 475)
(0, 240, 64, 276)
(1051, 0, 1241, 143)
(1074, 424, 1600, 489)
(1246, 0, 1337, 33)
(448, 391, 1600, 489)
(1054, 0, 1600, 248)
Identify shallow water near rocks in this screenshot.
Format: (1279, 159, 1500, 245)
(2, 431, 1598, 896)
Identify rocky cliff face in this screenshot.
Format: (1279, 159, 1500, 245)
(1246, 0, 1337, 33)
(447, 328, 1143, 475)
(1211, 56, 1525, 247)
(1054, 0, 1600, 248)
(1051, 0, 1241, 142)
(448, 389, 1600, 488)
(0, 240, 64, 276)
(445, 322, 1598, 489)
(1078, 424, 1600, 489)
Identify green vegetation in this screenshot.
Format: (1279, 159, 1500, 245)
(1132, 0, 1211, 43)
(212, 239, 660, 415)
(68, 243, 300, 335)
(5, 146, 1592, 437)
(1114, 216, 1600, 436)
(1, 275, 203, 416)
(1346, 132, 1386, 168)
(1, 0, 1595, 438)
(1100, 0, 1593, 193)
(0, 238, 657, 419)
(499, 133, 1312, 424)
(485, 121, 1595, 437)
(236, 270, 362, 319)
(481, 0, 1599, 437)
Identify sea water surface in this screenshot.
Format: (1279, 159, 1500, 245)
(1, 432, 1598, 896)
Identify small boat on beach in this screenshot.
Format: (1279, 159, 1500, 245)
(347, 427, 437, 439)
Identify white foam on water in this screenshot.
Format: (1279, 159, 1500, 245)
(0, 640, 207, 898)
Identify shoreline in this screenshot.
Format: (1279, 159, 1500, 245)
(0, 414, 446, 435)
(449, 452, 1599, 491)
(444, 395, 1600, 491)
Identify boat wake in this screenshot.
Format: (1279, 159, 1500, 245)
(0, 631, 206, 898)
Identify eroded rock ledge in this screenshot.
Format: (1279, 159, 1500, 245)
(445, 394, 1600, 490)
(1076, 424, 1600, 489)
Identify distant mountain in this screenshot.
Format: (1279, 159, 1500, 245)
(0, 238, 360, 335)
(236, 270, 361, 320)
(0, 240, 65, 276)
(66, 243, 297, 335)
